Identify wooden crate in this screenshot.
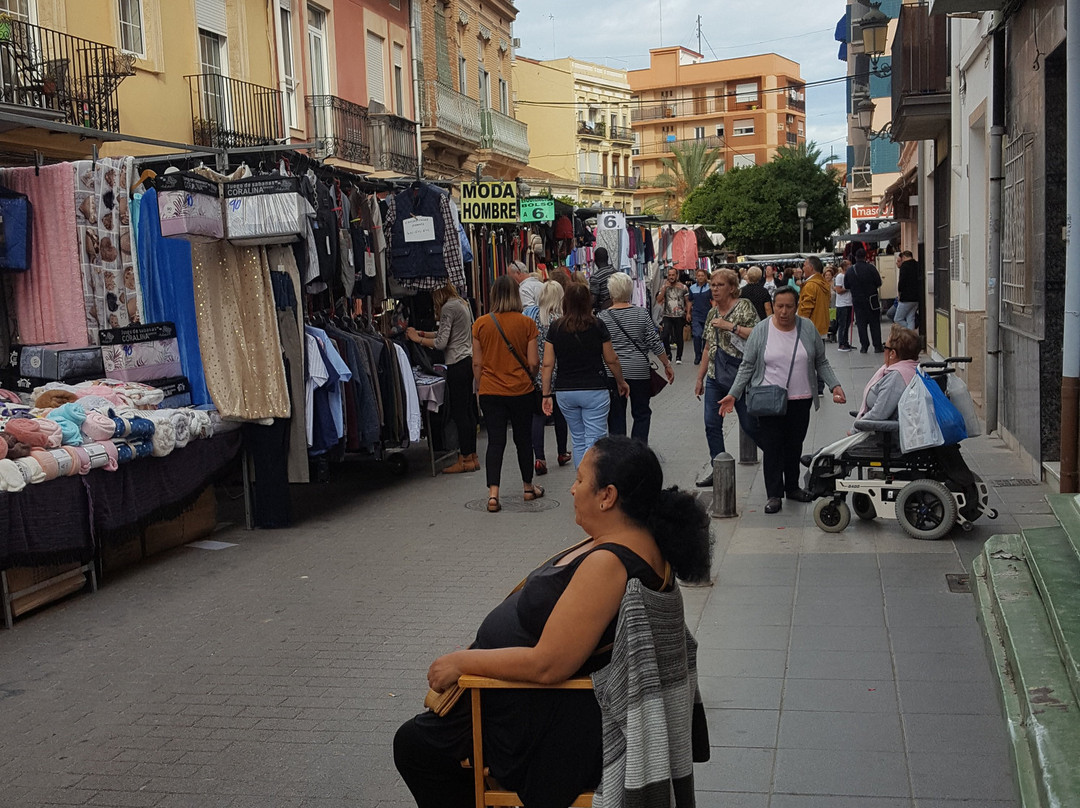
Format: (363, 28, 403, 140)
(4, 563, 87, 618)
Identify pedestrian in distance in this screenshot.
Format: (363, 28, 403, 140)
(542, 283, 629, 468)
(508, 260, 544, 309)
(407, 282, 478, 474)
(656, 266, 689, 364)
(763, 264, 779, 298)
(740, 266, 774, 322)
(523, 281, 570, 475)
(588, 247, 617, 313)
(719, 286, 847, 514)
(894, 250, 920, 330)
(686, 268, 712, 365)
(797, 256, 833, 394)
(845, 248, 885, 353)
(471, 275, 543, 513)
(600, 272, 674, 444)
(694, 269, 760, 486)
(834, 258, 854, 351)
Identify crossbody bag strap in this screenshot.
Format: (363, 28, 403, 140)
(609, 310, 649, 361)
(490, 313, 535, 384)
(783, 320, 802, 387)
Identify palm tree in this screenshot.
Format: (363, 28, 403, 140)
(773, 140, 825, 165)
(650, 140, 723, 220)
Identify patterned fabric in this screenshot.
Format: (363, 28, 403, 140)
(591, 579, 703, 808)
(383, 192, 465, 292)
(72, 157, 143, 342)
(703, 298, 759, 380)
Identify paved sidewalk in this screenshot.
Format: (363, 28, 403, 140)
(0, 338, 1038, 807)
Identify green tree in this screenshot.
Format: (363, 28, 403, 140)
(681, 140, 847, 254)
(650, 140, 723, 221)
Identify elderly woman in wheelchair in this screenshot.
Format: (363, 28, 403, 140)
(394, 436, 712, 808)
(804, 325, 996, 539)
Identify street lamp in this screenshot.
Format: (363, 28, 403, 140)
(855, 96, 894, 141)
(856, 2, 892, 77)
(805, 216, 814, 251)
(797, 199, 808, 253)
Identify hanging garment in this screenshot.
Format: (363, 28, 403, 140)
(350, 187, 388, 301)
(190, 241, 290, 421)
(72, 157, 144, 342)
(268, 249, 308, 484)
(0, 164, 87, 348)
(133, 190, 211, 407)
(392, 341, 421, 443)
(384, 184, 465, 291)
(672, 228, 699, 271)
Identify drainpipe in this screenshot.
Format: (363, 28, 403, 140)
(411, 0, 424, 179)
(1059, 0, 1080, 492)
(986, 27, 1005, 438)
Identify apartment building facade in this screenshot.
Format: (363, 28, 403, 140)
(413, 0, 529, 181)
(627, 47, 807, 215)
(513, 56, 634, 209)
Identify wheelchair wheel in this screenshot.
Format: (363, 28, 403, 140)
(851, 493, 877, 521)
(896, 479, 956, 540)
(814, 499, 851, 533)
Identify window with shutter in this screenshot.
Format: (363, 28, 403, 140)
(367, 31, 385, 105)
(195, 0, 228, 37)
(434, 4, 450, 85)
(393, 43, 404, 115)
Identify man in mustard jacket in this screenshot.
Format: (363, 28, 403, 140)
(796, 255, 831, 337)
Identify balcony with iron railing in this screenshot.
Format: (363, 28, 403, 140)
(890, 1, 949, 142)
(420, 80, 481, 151)
(610, 175, 638, 190)
(579, 172, 606, 188)
(480, 107, 529, 164)
(0, 17, 134, 132)
(631, 96, 726, 123)
(608, 124, 633, 142)
(370, 108, 418, 175)
(786, 88, 806, 112)
(306, 95, 370, 165)
(188, 74, 284, 149)
(635, 135, 724, 156)
(578, 119, 605, 138)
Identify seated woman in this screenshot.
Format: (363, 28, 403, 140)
(393, 436, 712, 808)
(852, 325, 922, 433)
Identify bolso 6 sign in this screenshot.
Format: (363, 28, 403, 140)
(460, 182, 518, 224)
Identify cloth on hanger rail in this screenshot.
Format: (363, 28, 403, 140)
(383, 184, 465, 291)
(392, 341, 422, 444)
(72, 156, 143, 342)
(133, 190, 211, 406)
(0, 164, 87, 348)
(268, 250, 308, 483)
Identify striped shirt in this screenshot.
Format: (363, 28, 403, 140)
(599, 305, 667, 380)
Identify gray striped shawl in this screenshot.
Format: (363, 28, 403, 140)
(591, 579, 702, 808)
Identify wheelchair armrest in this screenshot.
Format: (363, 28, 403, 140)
(458, 675, 594, 690)
(852, 418, 899, 433)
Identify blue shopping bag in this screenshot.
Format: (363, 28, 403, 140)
(921, 371, 968, 446)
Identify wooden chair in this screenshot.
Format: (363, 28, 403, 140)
(458, 674, 595, 808)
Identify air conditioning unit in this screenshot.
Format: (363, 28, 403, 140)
(512, 37, 521, 48)
(949, 233, 970, 283)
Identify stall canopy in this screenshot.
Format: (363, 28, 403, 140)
(835, 222, 901, 243)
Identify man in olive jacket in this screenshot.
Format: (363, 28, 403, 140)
(796, 255, 831, 337)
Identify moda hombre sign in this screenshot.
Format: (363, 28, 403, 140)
(460, 182, 519, 223)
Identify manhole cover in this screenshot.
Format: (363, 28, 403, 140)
(946, 573, 972, 593)
(991, 478, 1040, 487)
(465, 496, 561, 513)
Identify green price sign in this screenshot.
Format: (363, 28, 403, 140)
(519, 198, 555, 223)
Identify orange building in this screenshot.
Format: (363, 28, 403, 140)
(628, 47, 806, 214)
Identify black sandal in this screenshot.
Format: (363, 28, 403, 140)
(523, 485, 544, 501)
(487, 496, 501, 513)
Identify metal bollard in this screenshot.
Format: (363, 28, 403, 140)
(710, 452, 738, 518)
(738, 422, 759, 465)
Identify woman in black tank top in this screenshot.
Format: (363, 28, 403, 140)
(394, 437, 713, 808)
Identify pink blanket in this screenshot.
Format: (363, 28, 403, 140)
(2, 164, 87, 348)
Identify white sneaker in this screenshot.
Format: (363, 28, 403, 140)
(676, 359, 682, 365)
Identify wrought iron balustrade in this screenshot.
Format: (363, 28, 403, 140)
(608, 125, 633, 142)
(579, 172, 606, 187)
(306, 95, 370, 164)
(635, 135, 724, 156)
(480, 107, 529, 163)
(420, 80, 481, 145)
(187, 73, 284, 149)
(610, 175, 638, 189)
(0, 17, 133, 131)
(577, 120, 605, 138)
(370, 111, 418, 175)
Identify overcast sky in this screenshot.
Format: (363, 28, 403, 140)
(513, 0, 849, 161)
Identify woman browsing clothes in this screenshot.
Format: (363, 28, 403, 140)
(719, 286, 846, 514)
(393, 436, 713, 808)
(693, 269, 760, 469)
(471, 275, 543, 513)
(542, 283, 629, 467)
(407, 283, 477, 474)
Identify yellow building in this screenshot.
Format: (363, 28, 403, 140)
(514, 56, 636, 209)
(629, 47, 807, 214)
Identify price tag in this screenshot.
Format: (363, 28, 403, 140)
(518, 198, 555, 223)
(403, 216, 436, 242)
(364, 251, 376, 277)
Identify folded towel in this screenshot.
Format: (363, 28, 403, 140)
(84, 442, 112, 471)
(2, 432, 33, 459)
(69, 446, 92, 475)
(47, 402, 87, 447)
(120, 438, 154, 460)
(81, 410, 116, 442)
(0, 435, 5, 460)
(3, 418, 50, 448)
(189, 409, 213, 440)
(49, 447, 74, 477)
(171, 410, 192, 448)
(0, 458, 26, 492)
(36, 417, 63, 448)
(113, 440, 133, 464)
(100, 439, 118, 471)
(142, 412, 176, 457)
(30, 448, 59, 481)
(15, 455, 45, 484)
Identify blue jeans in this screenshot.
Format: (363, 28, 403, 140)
(894, 301, 918, 330)
(704, 376, 756, 459)
(558, 388, 611, 467)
